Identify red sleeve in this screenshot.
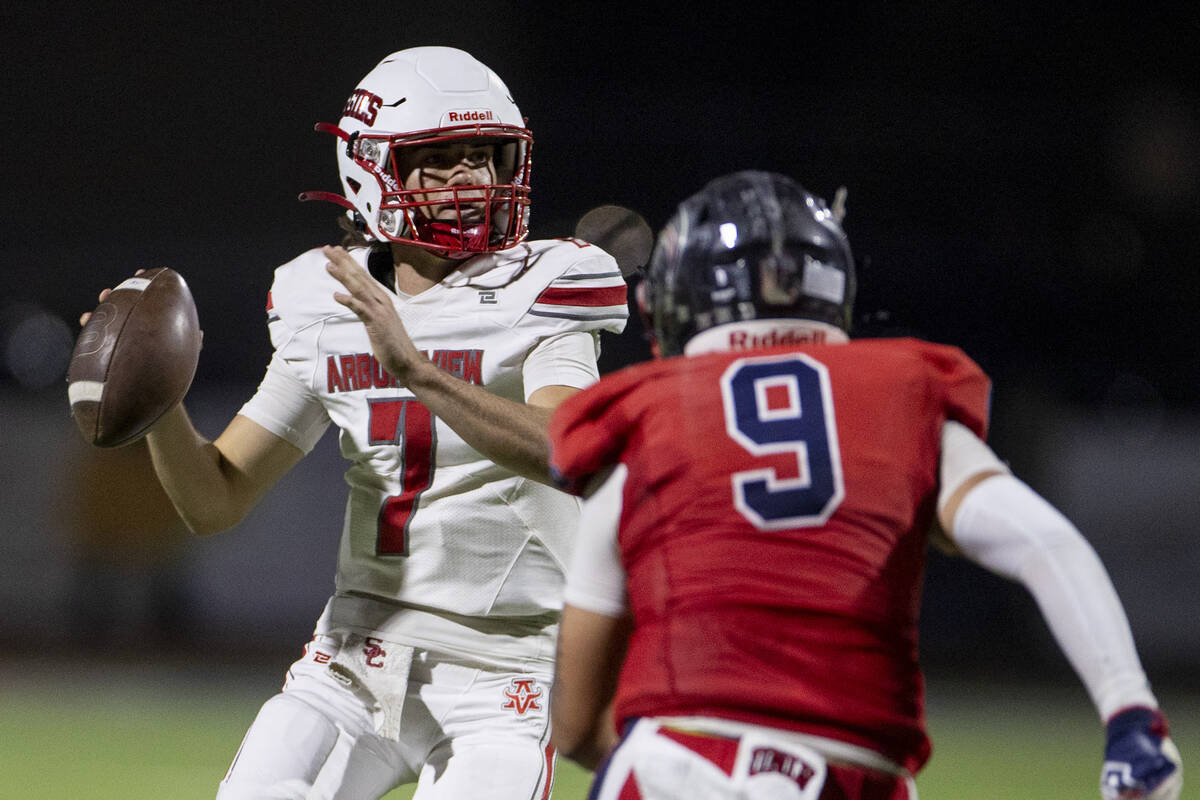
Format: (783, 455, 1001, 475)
(922, 341, 992, 440)
(548, 363, 651, 495)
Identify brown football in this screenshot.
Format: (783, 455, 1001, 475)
(67, 267, 202, 447)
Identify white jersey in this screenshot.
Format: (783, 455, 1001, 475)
(239, 239, 627, 647)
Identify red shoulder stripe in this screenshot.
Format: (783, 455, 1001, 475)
(535, 285, 627, 307)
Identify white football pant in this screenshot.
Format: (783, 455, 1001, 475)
(217, 638, 556, 800)
(591, 718, 917, 800)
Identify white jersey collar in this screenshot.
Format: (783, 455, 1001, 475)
(683, 320, 849, 355)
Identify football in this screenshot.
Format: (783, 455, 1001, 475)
(574, 204, 653, 277)
(67, 267, 202, 448)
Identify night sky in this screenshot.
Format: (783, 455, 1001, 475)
(3, 3, 1198, 416)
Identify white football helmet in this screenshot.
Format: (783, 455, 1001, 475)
(301, 46, 533, 258)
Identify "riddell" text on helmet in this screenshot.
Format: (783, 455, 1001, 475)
(447, 110, 495, 122)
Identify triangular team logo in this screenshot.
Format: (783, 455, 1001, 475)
(501, 678, 543, 715)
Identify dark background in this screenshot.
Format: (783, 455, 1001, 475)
(1, 4, 1197, 687)
(4, 4, 1198, 402)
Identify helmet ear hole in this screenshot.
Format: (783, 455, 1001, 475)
(335, 211, 371, 247)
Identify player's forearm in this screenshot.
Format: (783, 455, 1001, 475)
(551, 606, 629, 769)
(404, 360, 557, 484)
(949, 474, 1157, 719)
(1025, 537, 1157, 721)
(145, 404, 251, 535)
(552, 707, 617, 771)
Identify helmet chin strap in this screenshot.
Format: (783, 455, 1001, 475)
(422, 220, 490, 259)
(295, 191, 476, 258)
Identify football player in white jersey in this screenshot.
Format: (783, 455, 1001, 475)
(83, 46, 628, 799)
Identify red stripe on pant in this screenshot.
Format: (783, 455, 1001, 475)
(659, 726, 912, 800)
(659, 728, 739, 775)
(617, 774, 641, 800)
(539, 743, 556, 800)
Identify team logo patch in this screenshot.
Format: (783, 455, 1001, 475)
(363, 637, 387, 668)
(749, 747, 819, 790)
(343, 88, 382, 125)
(304, 639, 332, 665)
(501, 678, 543, 715)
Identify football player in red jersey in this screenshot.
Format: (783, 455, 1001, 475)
(547, 171, 1182, 800)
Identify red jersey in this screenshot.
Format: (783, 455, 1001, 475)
(548, 338, 991, 773)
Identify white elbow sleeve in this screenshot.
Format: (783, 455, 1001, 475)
(938, 420, 1010, 513)
(949, 473, 1075, 582)
(950, 474, 1157, 720)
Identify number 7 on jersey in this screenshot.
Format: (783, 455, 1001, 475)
(368, 398, 436, 555)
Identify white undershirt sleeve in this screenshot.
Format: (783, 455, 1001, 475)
(938, 419, 1011, 509)
(563, 463, 629, 617)
(946, 469, 1158, 720)
(522, 331, 602, 400)
(238, 352, 332, 454)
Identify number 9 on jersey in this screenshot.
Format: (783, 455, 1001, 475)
(720, 354, 845, 530)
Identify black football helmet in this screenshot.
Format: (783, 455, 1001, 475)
(641, 170, 855, 357)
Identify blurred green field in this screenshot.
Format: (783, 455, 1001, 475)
(0, 660, 1192, 800)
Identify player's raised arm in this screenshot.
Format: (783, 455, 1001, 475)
(325, 244, 583, 485)
(75, 276, 305, 535)
(937, 421, 1183, 800)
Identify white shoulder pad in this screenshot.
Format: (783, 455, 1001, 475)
(267, 247, 362, 341)
(450, 239, 629, 334)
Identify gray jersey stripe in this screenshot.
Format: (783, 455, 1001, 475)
(552, 271, 623, 281)
(528, 309, 628, 322)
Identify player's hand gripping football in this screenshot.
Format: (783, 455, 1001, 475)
(73, 267, 202, 447)
(78, 268, 204, 347)
(1100, 707, 1183, 799)
(78, 269, 146, 326)
(324, 245, 428, 387)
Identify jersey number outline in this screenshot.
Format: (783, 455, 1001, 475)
(719, 354, 845, 529)
(368, 398, 436, 556)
